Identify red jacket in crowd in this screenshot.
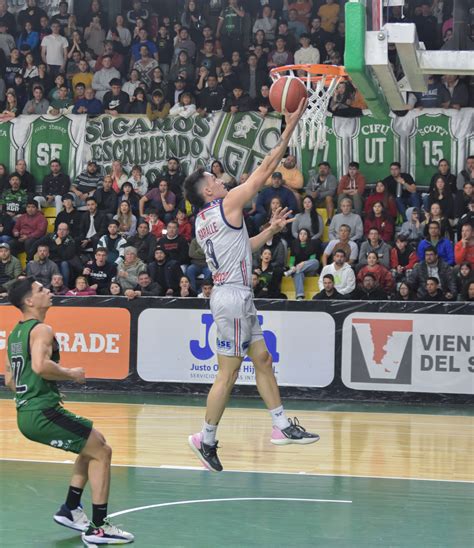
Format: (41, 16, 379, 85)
(178, 219, 192, 242)
(13, 211, 48, 239)
(337, 173, 366, 195)
(363, 216, 394, 242)
(357, 264, 395, 293)
(364, 192, 398, 220)
(454, 240, 474, 268)
(390, 247, 418, 271)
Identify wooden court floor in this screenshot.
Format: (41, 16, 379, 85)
(0, 396, 472, 547)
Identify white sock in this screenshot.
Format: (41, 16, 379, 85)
(201, 421, 217, 445)
(270, 406, 289, 430)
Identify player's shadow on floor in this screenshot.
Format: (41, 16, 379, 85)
(52, 535, 84, 548)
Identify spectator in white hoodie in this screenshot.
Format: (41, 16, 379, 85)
(169, 92, 196, 118)
(318, 249, 355, 296)
(92, 55, 120, 101)
(294, 34, 320, 65)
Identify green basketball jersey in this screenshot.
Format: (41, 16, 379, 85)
(0, 120, 19, 172)
(7, 319, 61, 412)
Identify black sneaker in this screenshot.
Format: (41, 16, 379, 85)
(325, 217, 332, 226)
(188, 432, 223, 472)
(81, 518, 134, 544)
(271, 417, 320, 445)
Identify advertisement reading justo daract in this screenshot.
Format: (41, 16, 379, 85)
(137, 309, 335, 387)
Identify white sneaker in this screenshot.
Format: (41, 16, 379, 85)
(82, 518, 134, 544)
(53, 504, 90, 532)
(284, 267, 296, 277)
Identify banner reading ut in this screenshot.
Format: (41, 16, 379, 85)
(0, 306, 130, 380)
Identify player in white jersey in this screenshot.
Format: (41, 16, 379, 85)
(185, 99, 319, 472)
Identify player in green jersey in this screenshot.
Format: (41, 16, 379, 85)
(5, 277, 134, 545)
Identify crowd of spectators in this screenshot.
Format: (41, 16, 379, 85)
(0, 0, 473, 302)
(0, 0, 472, 119)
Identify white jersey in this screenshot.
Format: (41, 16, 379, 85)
(195, 199, 252, 289)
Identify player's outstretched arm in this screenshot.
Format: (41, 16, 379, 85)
(250, 207, 294, 252)
(224, 98, 307, 213)
(31, 324, 85, 383)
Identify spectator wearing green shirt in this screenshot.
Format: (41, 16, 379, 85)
(0, 175, 28, 219)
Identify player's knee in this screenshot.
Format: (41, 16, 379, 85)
(255, 351, 273, 372)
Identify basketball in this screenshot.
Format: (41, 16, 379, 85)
(269, 76, 307, 113)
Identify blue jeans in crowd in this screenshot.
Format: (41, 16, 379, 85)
(396, 193, 421, 219)
(293, 259, 320, 298)
(186, 263, 212, 292)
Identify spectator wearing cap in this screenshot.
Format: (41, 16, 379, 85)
(133, 45, 159, 88)
(312, 274, 343, 300)
(0, 242, 22, 294)
(148, 245, 183, 296)
(23, 85, 49, 114)
(196, 73, 226, 114)
(54, 193, 82, 239)
(92, 55, 121, 101)
(11, 198, 47, 259)
(102, 78, 130, 115)
(167, 76, 188, 107)
(294, 33, 320, 65)
(223, 85, 254, 113)
(253, 172, 298, 230)
(39, 159, 71, 214)
(408, 245, 456, 300)
(146, 89, 171, 120)
(97, 219, 128, 265)
(72, 161, 103, 209)
(72, 87, 104, 115)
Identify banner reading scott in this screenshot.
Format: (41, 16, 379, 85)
(84, 112, 282, 182)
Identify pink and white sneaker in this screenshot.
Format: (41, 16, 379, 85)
(188, 432, 223, 472)
(271, 417, 320, 445)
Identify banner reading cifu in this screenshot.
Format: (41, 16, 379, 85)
(84, 112, 282, 183)
(137, 309, 335, 387)
(341, 312, 474, 394)
(0, 305, 130, 380)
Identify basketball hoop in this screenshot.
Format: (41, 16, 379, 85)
(270, 64, 348, 150)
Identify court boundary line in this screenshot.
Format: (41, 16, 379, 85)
(1, 457, 472, 484)
(108, 497, 352, 518)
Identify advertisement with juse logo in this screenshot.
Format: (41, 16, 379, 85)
(341, 313, 474, 394)
(137, 309, 335, 387)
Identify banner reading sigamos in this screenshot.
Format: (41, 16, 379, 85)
(0, 306, 130, 379)
(341, 312, 474, 394)
(137, 309, 335, 387)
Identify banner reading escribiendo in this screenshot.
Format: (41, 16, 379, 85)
(341, 312, 474, 394)
(137, 309, 335, 387)
(0, 306, 130, 380)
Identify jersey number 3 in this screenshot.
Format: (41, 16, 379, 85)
(11, 356, 27, 394)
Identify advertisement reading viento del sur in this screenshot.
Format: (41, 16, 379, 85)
(137, 309, 335, 387)
(341, 313, 474, 394)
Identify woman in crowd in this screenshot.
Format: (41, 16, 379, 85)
(127, 165, 148, 196)
(286, 228, 320, 301)
(176, 208, 192, 242)
(64, 14, 80, 41)
(176, 275, 197, 298)
(146, 90, 170, 120)
(111, 160, 128, 193)
(363, 201, 394, 242)
(126, 87, 148, 114)
(394, 281, 416, 301)
(0, 90, 18, 122)
(422, 202, 453, 240)
(109, 280, 123, 295)
(117, 182, 140, 216)
(114, 200, 137, 239)
(364, 180, 397, 220)
(17, 21, 39, 52)
(461, 280, 474, 302)
(256, 84, 274, 116)
(12, 74, 28, 110)
(168, 50, 195, 84)
(116, 246, 146, 292)
(84, 14, 106, 56)
(357, 251, 394, 294)
(66, 275, 97, 296)
(169, 92, 196, 118)
(122, 69, 143, 98)
(180, 0, 206, 44)
(253, 248, 286, 299)
(68, 29, 85, 59)
(429, 158, 457, 195)
(428, 176, 454, 219)
(22, 52, 39, 84)
(132, 17, 147, 43)
(291, 195, 323, 248)
(455, 262, 473, 297)
(106, 14, 132, 50)
(210, 160, 234, 187)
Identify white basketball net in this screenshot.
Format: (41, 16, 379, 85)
(270, 67, 345, 150)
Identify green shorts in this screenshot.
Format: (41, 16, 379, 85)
(17, 406, 93, 454)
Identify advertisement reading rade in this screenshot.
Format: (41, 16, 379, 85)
(137, 309, 335, 387)
(341, 313, 474, 394)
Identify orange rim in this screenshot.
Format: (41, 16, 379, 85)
(270, 64, 348, 83)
